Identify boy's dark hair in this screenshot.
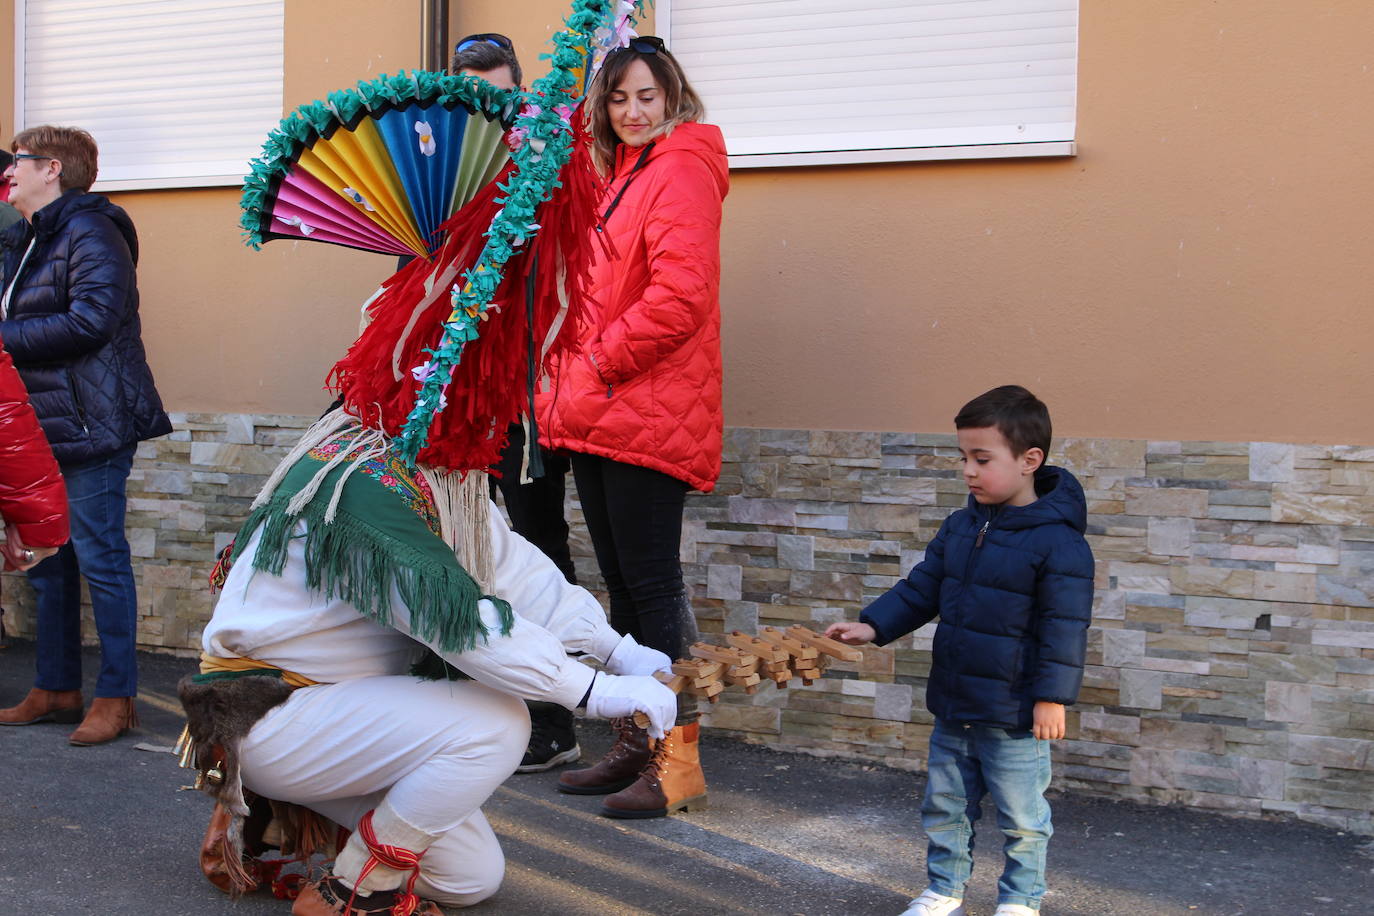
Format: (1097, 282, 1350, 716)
(451, 35, 522, 85)
(955, 385, 1052, 458)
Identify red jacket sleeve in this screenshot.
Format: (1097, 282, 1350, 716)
(0, 335, 69, 548)
(589, 154, 723, 385)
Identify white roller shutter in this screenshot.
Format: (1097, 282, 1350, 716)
(14, 0, 284, 190)
(659, 0, 1078, 167)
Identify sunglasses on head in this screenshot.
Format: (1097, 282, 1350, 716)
(607, 35, 666, 57)
(455, 33, 513, 54)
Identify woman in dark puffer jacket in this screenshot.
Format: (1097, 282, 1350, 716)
(0, 126, 171, 746)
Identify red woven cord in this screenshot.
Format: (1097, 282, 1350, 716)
(347, 809, 426, 916)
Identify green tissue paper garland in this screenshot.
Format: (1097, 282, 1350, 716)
(239, 0, 654, 466)
(394, 0, 652, 465)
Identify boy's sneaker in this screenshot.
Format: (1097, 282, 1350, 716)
(516, 701, 581, 773)
(900, 889, 964, 916)
(993, 905, 1038, 916)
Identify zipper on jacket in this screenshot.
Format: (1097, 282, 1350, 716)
(66, 371, 89, 435)
(963, 505, 999, 582)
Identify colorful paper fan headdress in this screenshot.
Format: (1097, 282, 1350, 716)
(239, 0, 654, 471)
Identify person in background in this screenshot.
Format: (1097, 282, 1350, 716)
(0, 149, 21, 232)
(448, 31, 586, 775)
(827, 386, 1094, 916)
(0, 148, 23, 642)
(0, 126, 172, 745)
(0, 330, 69, 645)
(538, 37, 729, 819)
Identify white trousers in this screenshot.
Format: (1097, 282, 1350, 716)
(239, 675, 531, 907)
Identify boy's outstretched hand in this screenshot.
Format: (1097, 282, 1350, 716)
(825, 621, 876, 645)
(1032, 701, 1066, 740)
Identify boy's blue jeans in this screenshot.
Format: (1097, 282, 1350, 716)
(923, 718, 1053, 910)
(27, 445, 139, 698)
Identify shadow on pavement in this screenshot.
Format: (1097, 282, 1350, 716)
(1, 641, 1370, 915)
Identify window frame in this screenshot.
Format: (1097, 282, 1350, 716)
(656, 0, 1078, 169)
(11, 0, 285, 192)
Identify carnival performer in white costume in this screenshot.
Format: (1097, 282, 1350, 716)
(189, 413, 677, 915)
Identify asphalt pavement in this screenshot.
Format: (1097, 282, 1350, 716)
(1, 639, 1371, 915)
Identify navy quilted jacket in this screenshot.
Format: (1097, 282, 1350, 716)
(861, 465, 1094, 730)
(0, 190, 171, 463)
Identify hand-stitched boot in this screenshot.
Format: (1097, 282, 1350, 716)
(516, 700, 581, 773)
(600, 721, 707, 819)
(556, 716, 652, 795)
(68, 696, 139, 745)
(0, 687, 84, 725)
(291, 876, 442, 916)
(298, 802, 442, 916)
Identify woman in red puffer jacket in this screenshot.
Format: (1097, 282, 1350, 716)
(537, 37, 728, 819)
(0, 332, 68, 575)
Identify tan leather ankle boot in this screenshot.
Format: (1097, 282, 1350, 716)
(556, 717, 653, 795)
(0, 687, 84, 726)
(600, 721, 707, 819)
(68, 696, 138, 746)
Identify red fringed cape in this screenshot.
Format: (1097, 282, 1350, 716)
(328, 116, 603, 472)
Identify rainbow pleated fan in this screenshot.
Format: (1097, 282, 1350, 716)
(240, 71, 518, 257)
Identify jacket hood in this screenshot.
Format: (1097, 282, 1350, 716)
(617, 121, 729, 198)
(971, 464, 1088, 534)
(24, 190, 139, 264)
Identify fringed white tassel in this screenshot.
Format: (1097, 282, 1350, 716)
(391, 258, 464, 382)
(419, 466, 494, 590)
(251, 409, 361, 511)
(319, 430, 388, 524)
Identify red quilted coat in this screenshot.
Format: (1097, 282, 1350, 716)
(538, 122, 729, 492)
(0, 333, 68, 549)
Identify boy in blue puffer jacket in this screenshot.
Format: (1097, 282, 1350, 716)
(827, 385, 1093, 916)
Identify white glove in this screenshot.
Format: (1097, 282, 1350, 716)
(605, 633, 672, 678)
(585, 673, 677, 738)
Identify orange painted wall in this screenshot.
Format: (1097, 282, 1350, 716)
(5, 2, 1373, 444)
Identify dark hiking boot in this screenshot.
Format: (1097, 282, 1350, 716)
(556, 716, 652, 795)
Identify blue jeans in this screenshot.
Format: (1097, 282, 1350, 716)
(27, 444, 139, 698)
(923, 719, 1053, 910)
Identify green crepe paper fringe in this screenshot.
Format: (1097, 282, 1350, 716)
(232, 494, 514, 658)
(238, 72, 519, 250)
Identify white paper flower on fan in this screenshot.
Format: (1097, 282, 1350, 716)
(415, 121, 437, 157)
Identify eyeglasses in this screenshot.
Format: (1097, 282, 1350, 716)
(12, 153, 52, 162)
(607, 36, 666, 58)
(455, 33, 513, 54)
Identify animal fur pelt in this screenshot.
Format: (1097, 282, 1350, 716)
(179, 673, 341, 898)
(178, 673, 294, 816)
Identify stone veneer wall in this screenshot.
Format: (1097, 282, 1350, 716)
(3, 415, 1371, 833)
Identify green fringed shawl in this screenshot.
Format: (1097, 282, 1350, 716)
(230, 447, 513, 664)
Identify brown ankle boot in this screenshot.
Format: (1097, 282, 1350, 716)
(0, 687, 84, 726)
(600, 721, 707, 819)
(556, 717, 653, 795)
(68, 696, 138, 746)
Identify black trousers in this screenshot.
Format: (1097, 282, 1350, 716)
(569, 452, 699, 720)
(489, 423, 576, 585)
